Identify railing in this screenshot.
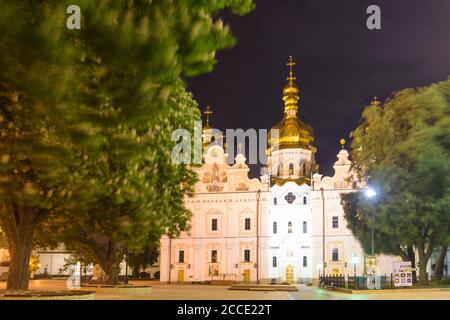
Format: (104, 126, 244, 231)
(319, 274, 396, 290)
(319, 273, 434, 290)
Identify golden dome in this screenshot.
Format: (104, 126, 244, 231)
(269, 116, 314, 150)
(268, 56, 314, 150)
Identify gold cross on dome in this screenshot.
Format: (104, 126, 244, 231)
(286, 56, 296, 82)
(204, 105, 212, 126)
(371, 96, 380, 107)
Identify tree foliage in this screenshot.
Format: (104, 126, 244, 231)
(0, 0, 254, 289)
(342, 78, 450, 283)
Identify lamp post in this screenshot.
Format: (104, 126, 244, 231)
(124, 253, 129, 285)
(79, 260, 82, 284)
(320, 188, 325, 275)
(351, 255, 359, 276)
(365, 188, 377, 256)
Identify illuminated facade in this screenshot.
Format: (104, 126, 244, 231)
(160, 57, 398, 284)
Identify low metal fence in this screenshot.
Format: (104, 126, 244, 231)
(319, 274, 397, 290)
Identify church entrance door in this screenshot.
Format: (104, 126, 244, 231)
(178, 269, 185, 282)
(285, 265, 294, 284)
(243, 269, 251, 282)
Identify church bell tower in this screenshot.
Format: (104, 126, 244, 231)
(267, 56, 317, 186)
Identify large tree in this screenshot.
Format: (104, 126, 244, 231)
(342, 78, 450, 284)
(0, 0, 254, 289)
(0, 1, 85, 290)
(39, 85, 200, 284)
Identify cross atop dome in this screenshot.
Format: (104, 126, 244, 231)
(371, 96, 380, 107)
(286, 55, 297, 84)
(204, 105, 213, 127)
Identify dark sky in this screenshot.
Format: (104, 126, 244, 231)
(187, 0, 450, 177)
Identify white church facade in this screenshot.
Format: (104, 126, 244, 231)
(159, 57, 399, 284)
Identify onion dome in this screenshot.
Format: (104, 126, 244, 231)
(268, 56, 314, 151)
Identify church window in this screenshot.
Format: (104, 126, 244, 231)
(273, 197, 277, 205)
(285, 192, 296, 204)
(332, 248, 339, 261)
(211, 218, 218, 231)
(273, 222, 277, 234)
(288, 221, 292, 234)
(273, 256, 277, 267)
(303, 196, 307, 205)
(302, 162, 307, 175)
(178, 250, 185, 263)
(332, 216, 339, 229)
(245, 218, 251, 230)
(288, 163, 294, 175)
(303, 256, 307, 267)
(303, 221, 307, 233)
(244, 250, 251, 262)
(211, 250, 218, 263)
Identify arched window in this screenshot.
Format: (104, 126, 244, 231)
(303, 256, 307, 267)
(273, 222, 277, 234)
(302, 162, 307, 175)
(288, 163, 294, 175)
(273, 197, 277, 205)
(303, 196, 307, 205)
(273, 256, 277, 267)
(303, 221, 307, 233)
(288, 221, 292, 234)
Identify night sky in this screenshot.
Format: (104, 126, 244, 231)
(187, 0, 450, 177)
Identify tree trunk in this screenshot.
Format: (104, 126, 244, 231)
(132, 266, 140, 278)
(105, 261, 121, 285)
(7, 239, 33, 290)
(407, 246, 418, 284)
(98, 240, 122, 285)
(417, 237, 435, 286)
(433, 245, 448, 280)
(1, 203, 37, 290)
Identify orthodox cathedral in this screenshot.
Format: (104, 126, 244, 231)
(159, 57, 398, 284)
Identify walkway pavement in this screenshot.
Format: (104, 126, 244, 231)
(1, 280, 449, 300)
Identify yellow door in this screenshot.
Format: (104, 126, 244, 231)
(178, 269, 185, 282)
(332, 268, 339, 276)
(285, 265, 294, 284)
(243, 269, 251, 282)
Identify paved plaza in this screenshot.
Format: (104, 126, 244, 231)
(1, 280, 450, 300)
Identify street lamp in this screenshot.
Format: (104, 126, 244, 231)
(351, 255, 359, 276)
(124, 253, 129, 285)
(365, 187, 377, 257)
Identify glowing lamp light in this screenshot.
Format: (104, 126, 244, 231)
(351, 255, 359, 265)
(317, 263, 323, 269)
(365, 188, 377, 199)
